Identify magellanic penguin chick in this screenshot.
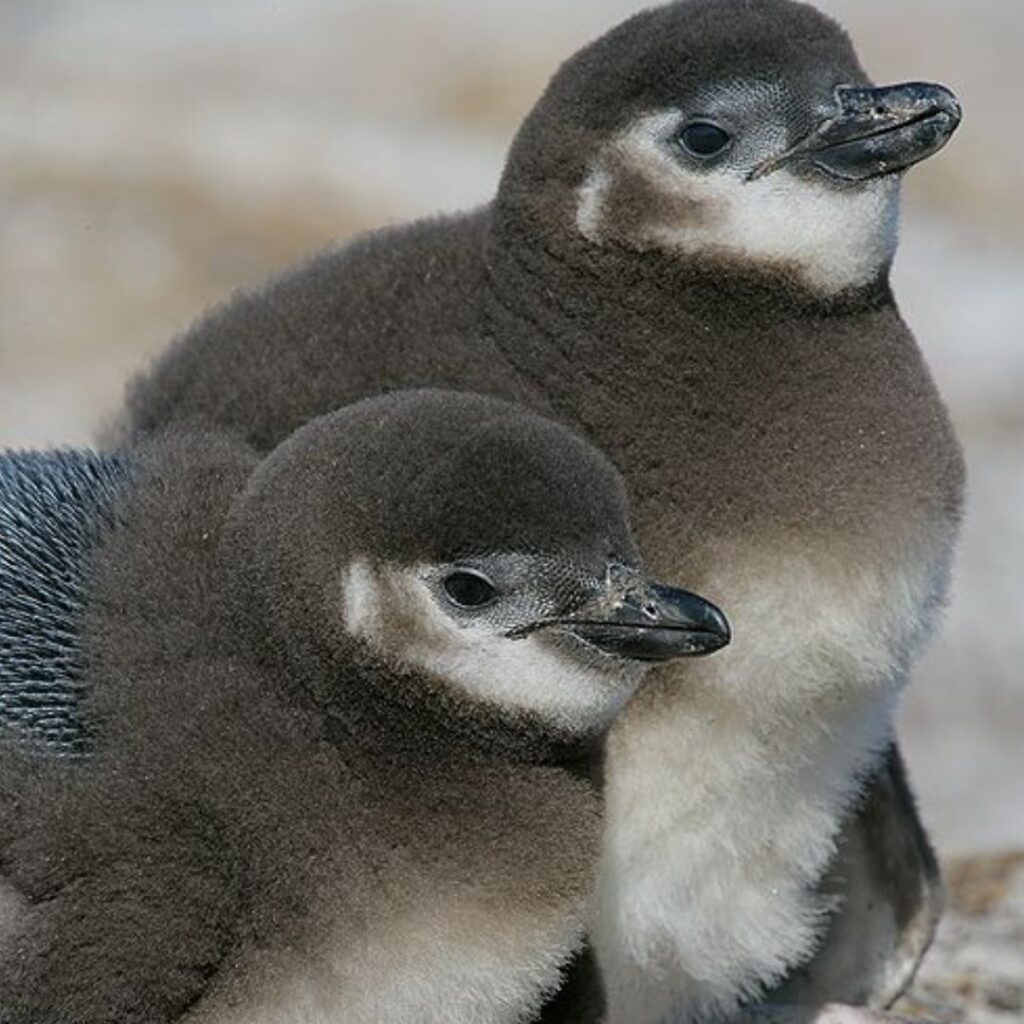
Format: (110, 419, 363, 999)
(112, 0, 964, 1019)
(0, 390, 729, 1024)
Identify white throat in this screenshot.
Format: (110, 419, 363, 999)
(576, 111, 901, 295)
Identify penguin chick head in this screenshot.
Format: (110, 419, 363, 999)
(500, 0, 961, 295)
(223, 390, 729, 736)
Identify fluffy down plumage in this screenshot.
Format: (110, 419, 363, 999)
(0, 391, 720, 1024)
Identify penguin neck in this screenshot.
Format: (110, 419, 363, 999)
(217, 510, 604, 776)
(487, 196, 892, 329)
(262, 627, 604, 778)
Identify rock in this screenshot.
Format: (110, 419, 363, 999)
(895, 851, 1024, 1024)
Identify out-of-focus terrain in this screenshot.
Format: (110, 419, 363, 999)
(897, 851, 1024, 1023)
(1, 0, 1021, 1005)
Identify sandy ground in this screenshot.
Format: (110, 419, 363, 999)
(0, 0, 1021, 865)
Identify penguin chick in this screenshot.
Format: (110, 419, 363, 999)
(0, 390, 729, 1024)
(111, 0, 963, 1018)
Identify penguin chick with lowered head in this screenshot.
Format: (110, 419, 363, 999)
(113, 1, 964, 1016)
(0, 389, 729, 1024)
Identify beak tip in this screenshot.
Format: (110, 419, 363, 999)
(774, 80, 963, 182)
(923, 82, 962, 130)
(708, 606, 732, 648)
(562, 580, 732, 662)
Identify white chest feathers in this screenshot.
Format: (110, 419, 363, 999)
(189, 892, 583, 1024)
(593, 537, 952, 1024)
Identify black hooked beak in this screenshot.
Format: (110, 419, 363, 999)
(749, 81, 961, 182)
(530, 565, 730, 662)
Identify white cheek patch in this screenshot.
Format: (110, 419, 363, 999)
(576, 164, 613, 242)
(340, 559, 637, 732)
(339, 558, 380, 637)
(576, 111, 901, 295)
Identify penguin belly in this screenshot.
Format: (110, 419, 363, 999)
(593, 529, 953, 1024)
(188, 889, 585, 1024)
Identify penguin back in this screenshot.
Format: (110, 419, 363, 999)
(0, 449, 129, 754)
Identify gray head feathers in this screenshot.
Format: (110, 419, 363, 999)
(497, 0, 957, 294)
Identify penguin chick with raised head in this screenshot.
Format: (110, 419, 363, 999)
(0, 390, 729, 1024)
(111, 1, 964, 1018)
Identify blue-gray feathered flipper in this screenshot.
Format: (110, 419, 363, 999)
(0, 449, 128, 755)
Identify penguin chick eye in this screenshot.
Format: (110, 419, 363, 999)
(678, 121, 732, 158)
(442, 570, 499, 609)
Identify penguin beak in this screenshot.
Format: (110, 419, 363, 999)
(539, 566, 731, 661)
(749, 81, 961, 182)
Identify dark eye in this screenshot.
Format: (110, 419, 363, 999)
(443, 570, 499, 609)
(679, 121, 731, 157)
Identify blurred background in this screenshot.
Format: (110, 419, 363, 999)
(0, 0, 1021, 860)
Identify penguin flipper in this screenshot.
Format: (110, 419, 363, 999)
(0, 747, 238, 1024)
(0, 449, 128, 755)
(0, 822, 238, 1024)
(769, 743, 942, 1009)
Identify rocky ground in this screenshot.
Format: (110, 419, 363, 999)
(898, 852, 1024, 1024)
